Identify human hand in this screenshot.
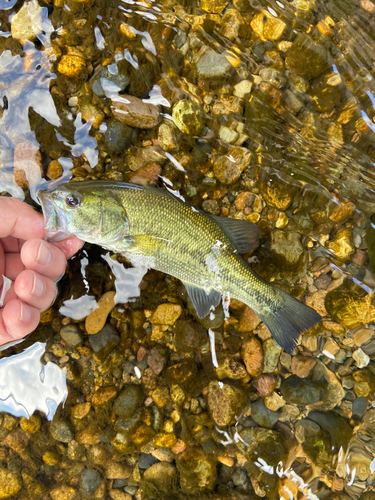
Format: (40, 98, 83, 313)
(0, 197, 82, 347)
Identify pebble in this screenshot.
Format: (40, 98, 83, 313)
(250, 10, 286, 41)
(176, 447, 217, 493)
(58, 54, 86, 77)
(172, 100, 205, 136)
(263, 338, 282, 373)
(60, 324, 83, 348)
(353, 328, 373, 347)
(109, 490, 132, 500)
(103, 119, 136, 154)
(281, 375, 326, 405)
(151, 303, 182, 325)
(19, 414, 41, 434)
(201, 0, 228, 13)
(326, 228, 355, 261)
(86, 291, 116, 334)
(80, 468, 101, 494)
(241, 337, 263, 377)
(111, 94, 161, 129)
(91, 386, 117, 405)
(50, 418, 73, 443)
(233, 80, 253, 98)
(105, 462, 132, 479)
(251, 399, 279, 428)
(71, 402, 91, 420)
(238, 306, 261, 332)
(213, 145, 252, 185)
(0, 469, 21, 498)
(264, 392, 285, 411)
(291, 356, 317, 378)
(207, 380, 246, 426)
(88, 324, 120, 360)
(305, 290, 327, 317)
(196, 49, 233, 80)
(11, 0, 42, 44)
(353, 348, 370, 368)
(256, 374, 277, 397)
(46, 160, 63, 180)
(50, 486, 77, 500)
(113, 385, 143, 418)
(147, 345, 168, 374)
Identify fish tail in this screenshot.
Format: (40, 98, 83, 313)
(254, 286, 322, 354)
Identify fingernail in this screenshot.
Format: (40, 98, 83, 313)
(36, 242, 53, 266)
(19, 303, 31, 322)
(31, 273, 45, 297)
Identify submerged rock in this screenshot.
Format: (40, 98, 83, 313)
(213, 145, 251, 185)
(176, 446, 217, 493)
(0, 469, 21, 498)
(111, 94, 161, 129)
(207, 380, 247, 426)
(113, 385, 143, 419)
(285, 33, 330, 78)
(143, 462, 178, 497)
(172, 100, 205, 136)
(270, 230, 307, 279)
(280, 375, 326, 405)
(251, 399, 279, 428)
(196, 50, 234, 80)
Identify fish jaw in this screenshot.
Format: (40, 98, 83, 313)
(37, 189, 74, 242)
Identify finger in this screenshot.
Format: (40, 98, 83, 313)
(0, 299, 40, 342)
(4, 253, 24, 281)
(14, 270, 56, 311)
(21, 239, 67, 281)
(0, 243, 4, 288)
(0, 236, 23, 253)
(0, 198, 45, 240)
(1, 282, 17, 305)
(53, 236, 83, 259)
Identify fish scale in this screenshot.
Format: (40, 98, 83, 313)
(38, 180, 322, 353)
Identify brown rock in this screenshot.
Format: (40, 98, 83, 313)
(85, 291, 115, 334)
(147, 346, 167, 375)
(151, 304, 182, 325)
(109, 490, 132, 500)
(50, 486, 78, 500)
(241, 337, 263, 377)
(305, 290, 327, 317)
(71, 402, 91, 419)
(105, 462, 132, 479)
(257, 374, 277, 397)
(207, 380, 247, 426)
(111, 94, 161, 129)
(291, 356, 317, 378)
(46, 160, 63, 180)
(351, 249, 367, 266)
(91, 386, 117, 405)
(238, 306, 261, 332)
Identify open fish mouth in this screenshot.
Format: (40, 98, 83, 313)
(37, 189, 72, 242)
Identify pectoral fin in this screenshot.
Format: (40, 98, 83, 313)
(184, 284, 221, 319)
(210, 215, 260, 253)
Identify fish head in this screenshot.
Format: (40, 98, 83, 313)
(37, 182, 130, 245)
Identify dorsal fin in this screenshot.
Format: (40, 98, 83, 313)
(210, 216, 261, 253)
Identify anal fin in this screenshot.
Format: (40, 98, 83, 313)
(184, 284, 222, 319)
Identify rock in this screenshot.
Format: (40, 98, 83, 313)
(88, 323, 120, 360)
(263, 338, 282, 373)
(260, 67, 286, 89)
(11, 0, 42, 45)
(207, 380, 247, 426)
(251, 399, 279, 428)
(238, 306, 261, 332)
(352, 397, 369, 420)
(201, 0, 228, 13)
(291, 356, 317, 378)
(92, 386, 117, 406)
(270, 231, 307, 277)
(176, 446, 217, 493)
(202, 199, 221, 214)
(113, 385, 143, 419)
(264, 392, 285, 411)
(0, 469, 21, 498)
(58, 54, 86, 77)
(325, 281, 375, 329)
(329, 200, 356, 222)
(217, 357, 248, 380)
(14, 142, 43, 190)
(353, 348, 370, 368)
(60, 324, 83, 348)
(326, 228, 355, 261)
(233, 80, 253, 98)
(138, 453, 159, 469)
(302, 429, 333, 468)
(309, 76, 343, 113)
(151, 303, 182, 325)
(105, 462, 132, 479)
(157, 122, 179, 151)
(71, 402, 91, 419)
(111, 94, 161, 129)
(257, 374, 277, 397)
(50, 486, 77, 500)
(250, 10, 286, 41)
(353, 328, 373, 347)
(241, 337, 263, 377)
(19, 414, 41, 434)
(46, 160, 63, 180)
(305, 290, 327, 316)
(173, 319, 207, 354)
(353, 369, 375, 397)
(50, 418, 73, 443)
(103, 119, 136, 154)
(351, 249, 367, 266)
(109, 490, 132, 500)
(285, 33, 330, 79)
(147, 345, 168, 374)
(196, 50, 234, 80)
(86, 291, 116, 334)
(143, 462, 178, 496)
(213, 145, 252, 185)
(80, 469, 101, 494)
(90, 64, 129, 97)
(172, 100, 205, 136)
(280, 375, 326, 405)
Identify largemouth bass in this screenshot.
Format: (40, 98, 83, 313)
(37, 181, 321, 353)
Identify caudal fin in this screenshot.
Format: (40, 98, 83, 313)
(258, 288, 322, 354)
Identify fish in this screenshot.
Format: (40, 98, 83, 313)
(37, 180, 321, 353)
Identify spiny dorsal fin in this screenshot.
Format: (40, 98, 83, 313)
(184, 284, 221, 319)
(210, 215, 261, 254)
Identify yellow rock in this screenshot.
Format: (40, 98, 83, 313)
(326, 227, 355, 261)
(11, 0, 42, 45)
(0, 469, 21, 499)
(119, 23, 137, 38)
(251, 10, 286, 41)
(46, 160, 63, 180)
(201, 0, 228, 14)
(42, 451, 60, 466)
(71, 402, 91, 419)
(329, 201, 355, 222)
(85, 291, 115, 334)
(58, 55, 86, 77)
(50, 485, 77, 500)
(151, 303, 182, 325)
(154, 433, 178, 448)
(19, 415, 41, 434)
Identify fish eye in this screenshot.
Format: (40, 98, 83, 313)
(65, 194, 80, 208)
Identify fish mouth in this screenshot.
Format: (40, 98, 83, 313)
(37, 189, 72, 242)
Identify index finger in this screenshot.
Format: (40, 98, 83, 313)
(0, 197, 45, 240)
